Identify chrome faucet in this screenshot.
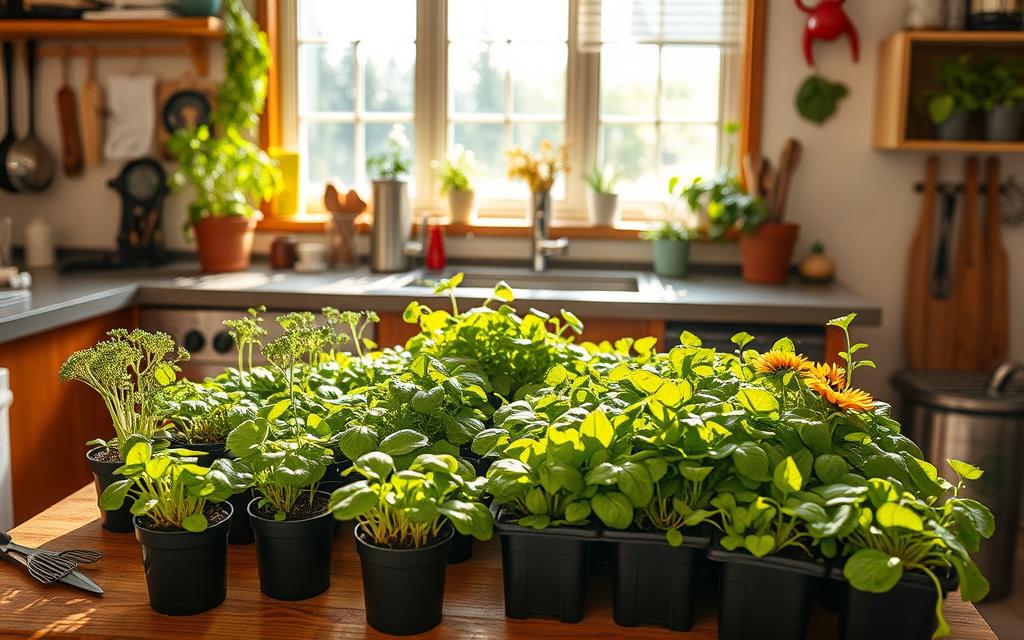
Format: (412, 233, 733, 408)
(531, 191, 568, 271)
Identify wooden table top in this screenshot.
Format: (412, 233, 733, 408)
(0, 485, 998, 639)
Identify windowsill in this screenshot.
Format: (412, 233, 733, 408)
(257, 212, 736, 243)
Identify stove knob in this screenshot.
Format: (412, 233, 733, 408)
(183, 330, 205, 353)
(213, 330, 234, 354)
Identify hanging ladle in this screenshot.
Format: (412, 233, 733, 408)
(7, 40, 55, 192)
(0, 41, 19, 193)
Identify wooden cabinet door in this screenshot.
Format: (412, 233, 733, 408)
(0, 308, 136, 525)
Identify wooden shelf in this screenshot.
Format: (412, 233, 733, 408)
(874, 30, 1024, 152)
(0, 18, 223, 75)
(0, 17, 223, 40)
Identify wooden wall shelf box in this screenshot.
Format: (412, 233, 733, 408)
(0, 18, 224, 76)
(874, 30, 1024, 152)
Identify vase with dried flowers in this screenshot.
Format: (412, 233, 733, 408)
(506, 141, 569, 230)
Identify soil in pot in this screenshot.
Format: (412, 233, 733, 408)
(740, 223, 799, 285)
(193, 215, 258, 273)
(355, 523, 454, 636)
(605, 528, 710, 631)
(248, 492, 334, 600)
(134, 503, 232, 616)
(495, 507, 599, 622)
(832, 566, 958, 640)
(87, 446, 134, 533)
(708, 546, 826, 640)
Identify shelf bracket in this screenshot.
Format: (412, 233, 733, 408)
(185, 38, 208, 77)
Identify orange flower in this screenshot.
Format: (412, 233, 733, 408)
(804, 362, 874, 412)
(751, 351, 810, 375)
(805, 362, 846, 388)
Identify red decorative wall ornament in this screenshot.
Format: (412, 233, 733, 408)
(795, 0, 860, 67)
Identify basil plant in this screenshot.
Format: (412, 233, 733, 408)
(329, 452, 493, 548)
(99, 436, 249, 532)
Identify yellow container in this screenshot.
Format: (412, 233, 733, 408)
(269, 148, 301, 217)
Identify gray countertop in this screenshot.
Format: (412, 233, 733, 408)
(0, 262, 881, 345)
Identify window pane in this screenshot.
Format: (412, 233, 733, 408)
(661, 46, 721, 122)
(305, 121, 355, 188)
(299, 44, 355, 112)
(452, 122, 505, 194)
(660, 123, 717, 184)
(510, 43, 565, 115)
(366, 122, 416, 183)
(600, 44, 658, 117)
(601, 123, 657, 198)
(363, 42, 415, 113)
(450, 42, 505, 115)
(448, 0, 567, 41)
(299, 0, 416, 41)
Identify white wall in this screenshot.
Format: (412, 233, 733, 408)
(2, 3, 1022, 398)
(761, 1, 1024, 395)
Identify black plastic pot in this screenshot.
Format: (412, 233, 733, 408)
(133, 503, 232, 615)
(355, 523, 454, 636)
(604, 528, 710, 631)
(495, 507, 599, 622)
(226, 488, 255, 545)
(832, 565, 958, 640)
(708, 546, 826, 640)
(86, 447, 133, 533)
(248, 492, 334, 600)
(169, 439, 226, 462)
(323, 457, 354, 484)
(448, 531, 474, 564)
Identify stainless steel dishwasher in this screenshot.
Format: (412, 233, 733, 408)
(892, 362, 1024, 601)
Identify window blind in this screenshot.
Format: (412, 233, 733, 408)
(577, 0, 744, 51)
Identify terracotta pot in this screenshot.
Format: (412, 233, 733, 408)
(740, 223, 799, 285)
(193, 216, 258, 273)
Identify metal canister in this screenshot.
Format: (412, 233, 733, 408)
(369, 180, 411, 273)
(892, 362, 1024, 600)
(967, 0, 1023, 29)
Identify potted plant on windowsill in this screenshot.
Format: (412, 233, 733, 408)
(368, 125, 413, 273)
(329, 451, 493, 636)
(167, 0, 281, 273)
(641, 219, 696, 279)
(98, 437, 247, 615)
(432, 144, 480, 225)
(585, 163, 621, 226)
(59, 329, 188, 532)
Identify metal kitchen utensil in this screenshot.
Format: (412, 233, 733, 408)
(929, 189, 957, 300)
(0, 42, 19, 193)
(0, 530, 103, 594)
(7, 40, 55, 192)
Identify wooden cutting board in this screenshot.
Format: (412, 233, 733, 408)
(952, 157, 985, 371)
(981, 157, 1009, 369)
(78, 50, 103, 167)
(56, 51, 83, 177)
(905, 156, 939, 369)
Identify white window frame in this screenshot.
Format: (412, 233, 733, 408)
(279, 0, 741, 225)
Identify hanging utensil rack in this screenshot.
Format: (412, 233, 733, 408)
(0, 17, 223, 76)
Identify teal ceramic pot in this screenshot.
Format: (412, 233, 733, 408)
(652, 238, 690, 279)
(177, 0, 222, 16)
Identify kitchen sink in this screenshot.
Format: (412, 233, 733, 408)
(393, 267, 652, 294)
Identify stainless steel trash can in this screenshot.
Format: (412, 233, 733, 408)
(892, 362, 1024, 601)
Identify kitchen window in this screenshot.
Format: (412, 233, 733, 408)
(277, 0, 747, 225)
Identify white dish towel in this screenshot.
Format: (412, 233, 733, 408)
(104, 74, 156, 161)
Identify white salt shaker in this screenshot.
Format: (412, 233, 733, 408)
(25, 218, 56, 269)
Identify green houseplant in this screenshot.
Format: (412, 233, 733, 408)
(585, 163, 621, 226)
(924, 55, 982, 140)
(167, 0, 281, 273)
(99, 437, 246, 614)
(641, 217, 696, 279)
(432, 144, 480, 224)
(59, 329, 188, 532)
(330, 451, 492, 635)
(977, 57, 1024, 141)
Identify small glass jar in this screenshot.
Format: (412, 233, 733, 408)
(269, 235, 298, 270)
